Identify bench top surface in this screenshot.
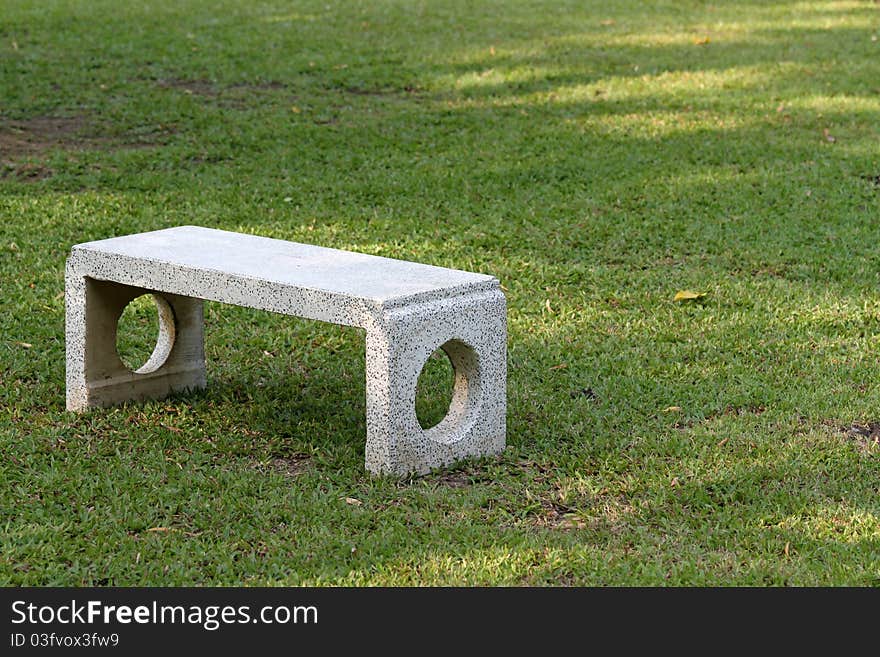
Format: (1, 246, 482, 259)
(73, 226, 497, 304)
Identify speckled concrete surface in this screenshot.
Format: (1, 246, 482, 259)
(66, 226, 507, 475)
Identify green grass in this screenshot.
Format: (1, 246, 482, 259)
(1, 0, 879, 586)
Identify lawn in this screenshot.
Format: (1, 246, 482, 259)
(1, 0, 878, 586)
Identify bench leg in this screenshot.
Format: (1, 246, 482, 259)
(364, 289, 506, 476)
(66, 271, 206, 411)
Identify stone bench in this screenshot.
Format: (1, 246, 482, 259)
(65, 226, 506, 475)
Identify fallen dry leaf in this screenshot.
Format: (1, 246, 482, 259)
(717, 437, 729, 447)
(549, 363, 567, 371)
(13, 341, 32, 349)
(673, 290, 707, 302)
(344, 497, 362, 506)
(146, 527, 172, 533)
(662, 406, 682, 413)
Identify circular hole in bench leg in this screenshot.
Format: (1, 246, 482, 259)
(415, 347, 455, 430)
(116, 293, 176, 374)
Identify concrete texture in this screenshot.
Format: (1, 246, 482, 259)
(66, 226, 507, 475)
